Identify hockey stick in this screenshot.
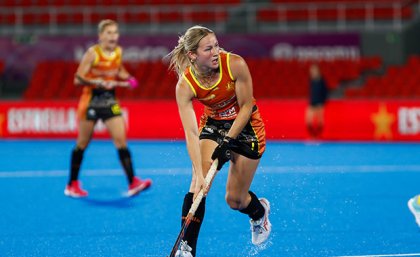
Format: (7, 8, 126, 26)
(169, 159, 219, 257)
(75, 75, 102, 86)
(75, 75, 138, 88)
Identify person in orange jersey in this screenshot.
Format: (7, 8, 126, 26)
(64, 19, 151, 198)
(168, 25, 271, 257)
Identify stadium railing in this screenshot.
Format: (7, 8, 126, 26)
(0, 0, 417, 35)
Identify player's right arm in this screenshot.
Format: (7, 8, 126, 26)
(74, 47, 105, 87)
(175, 78, 206, 194)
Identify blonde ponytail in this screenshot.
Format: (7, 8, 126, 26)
(167, 25, 214, 78)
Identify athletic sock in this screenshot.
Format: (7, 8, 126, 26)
(69, 147, 85, 185)
(182, 192, 206, 257)
(307, 124, 316, 138)
(314, 124, 323, 138)
(239, 191, 265, 221)
(118, 147, 135, 184)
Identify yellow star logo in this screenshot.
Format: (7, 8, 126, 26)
(371, 104, 395, 139)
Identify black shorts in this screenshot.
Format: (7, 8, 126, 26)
(198, 108, 266, 159)
(86, 103, 122, 121)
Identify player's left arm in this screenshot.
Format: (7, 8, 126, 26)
(116, 49, 138, 88)
(226, 54, 254, 139)
(117, 64, 131, 80)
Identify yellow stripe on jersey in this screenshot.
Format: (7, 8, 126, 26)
(226, 52, 234, 81)
(93, 49, 100, 66)
(182, 73, 197, 97)
(97, 45, 121, 61)
(189, 61, 223, 91)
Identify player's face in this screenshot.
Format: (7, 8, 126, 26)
(310, 64, 321, 79)
(195, 33, 220, 71)
(99, 24, 119, 50)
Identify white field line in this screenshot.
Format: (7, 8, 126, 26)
(334, 253, 420, 257)
(1, 164, 420, 178)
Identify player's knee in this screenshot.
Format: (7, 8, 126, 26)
(114, 139, 126, 149)
(225, 192, 247, 210)
(76, 142, 88, 150)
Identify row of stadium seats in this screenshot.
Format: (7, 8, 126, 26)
(0, 0, 240, 6)
(2, 0, 408, 6)
(248, 57, 382, 98)
(0, 0, 238, 26)
(23, 57, 382, 100)
(257, 6, 413, 22)
(1, 10, 228, 25)
(23, 60, 178, 100)
(345, 55, 420, 98)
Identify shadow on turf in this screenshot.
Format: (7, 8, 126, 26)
(79, 196, 137, 208)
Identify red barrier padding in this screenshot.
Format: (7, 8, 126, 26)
(1, 99, 420, 141)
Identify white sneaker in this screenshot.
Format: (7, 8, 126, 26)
(250, 198, 272, 245)
(175, 240, 193, 257)
(408, 195, 420, 227)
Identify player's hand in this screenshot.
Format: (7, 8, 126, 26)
(211, 136, 232, 170)
(126, 77, 138, 88)
(194, 173, 208, 196)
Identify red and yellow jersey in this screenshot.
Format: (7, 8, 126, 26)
(77, 44, 122, 119)
(182, 52, 256, 120)
(85, 44, 122, 82)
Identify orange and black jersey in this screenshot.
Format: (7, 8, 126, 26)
(182, 51, 256, 121)
(183, 52, 266, 157)
(77, 44, 123, 120)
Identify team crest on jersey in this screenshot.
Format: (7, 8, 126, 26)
(226, 81, 235, 91)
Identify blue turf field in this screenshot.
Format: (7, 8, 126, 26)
(1, 140, 420, 257)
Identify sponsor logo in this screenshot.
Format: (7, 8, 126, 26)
(218, 106, 237, 119)
(111, 104, 122, 115)
(272, 43, 360, 61)
(399, 107, 420, 135)
(7, 107, 129, 134)
(371, 104, 395, 139)
(204, 127, 214, 133)
(75, 45, 169, 61)
(8, 108, 78, 133)
(210, 95, 236, 110)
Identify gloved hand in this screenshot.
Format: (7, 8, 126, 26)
(127, 77, 138, 89)
(211, 136, 232, 170)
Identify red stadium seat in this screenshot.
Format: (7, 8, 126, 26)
(24, 62, 50, 99)
(28, 56, 420, 100)
(351, 55, 420, 99)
